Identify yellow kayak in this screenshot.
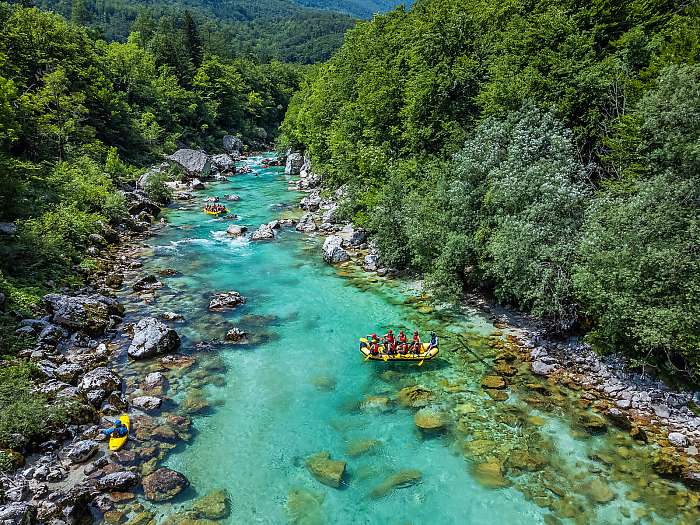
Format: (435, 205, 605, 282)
(359, 338, 439, 363)
(108, 414, 130, 451)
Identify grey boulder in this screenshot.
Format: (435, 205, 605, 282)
(322, 236, 350, 264)
(128, 317, 181, 359)
(285, 152, 304, 175)
(251, 224, 275, 241)
(223, 135, 243, 155)
(166, 149, 212, 178)
(43, 294, 123, 334)
(67, 440, 99, 464)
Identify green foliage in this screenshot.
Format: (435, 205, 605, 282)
(283, 0, 700, 373)
(0, 364, 70, 450)
(574, 64, 700, 371)
(144, 171, 173, 204)
(102, 192, 130, 223)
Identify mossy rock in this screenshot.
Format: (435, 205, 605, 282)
(585, 478, 616, 504)
(369, 469, 422, 498)
(190, 489, 230, 520)
(414, 408, 447, 431)
(463, 439, 496, 458)
(104, 511, 125, 525)
(485, 389, 509, 401)
(287, 487, 325, 525)
(125, 511, 155, 525)
(161, 511, 218, 525)
(577, 412, 607, 434)
(472, 461, 510, 489)
(506, 449, 548, 471)
(397, 385, 434, 408)
(481, 375, 506, 389)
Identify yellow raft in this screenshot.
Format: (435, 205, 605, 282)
(359, 338, 438, 364)
(203, 206, 228, 215)
(108, 414, 130, 452)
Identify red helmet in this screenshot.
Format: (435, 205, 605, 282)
(371, 333, 377, 339)
(388, 329, 393, 334)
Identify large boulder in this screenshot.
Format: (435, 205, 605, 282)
(166, 149, 212, 178)
(211, 154, 236, 173)
(295, 213, 317, 233)
(131, 395, 162, 412)
(67, 440, 99, 464)
(0, 502, 36, 525)
(305, 452, 346, 488)
(189, 489, 230, 520)
(123, 191, 163, 215)
(43, 294, 123, 334)
(251, 224, 275, 241)
(208, 291, 246, 311)
(78, 367, 122, 397)
(363, 254, 380, 272)
(96, 471, 138, 492)
(285, 152, 304, 175)
(128, 317, 181, 359)
(226, 224, 247, 237)
(322, 236, 349, 264)
(142, 468, 189, 502)
(136, 163, 169, 191)
(223, 135, 243, 155)
(300, 192, 321, 212)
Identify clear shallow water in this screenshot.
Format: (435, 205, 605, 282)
(119, 156, 694, 525)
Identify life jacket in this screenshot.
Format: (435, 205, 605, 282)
(399, 333, 407, 343)
(385, 334, 395, 344)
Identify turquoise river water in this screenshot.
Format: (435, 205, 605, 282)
(116, 155, 698, 525)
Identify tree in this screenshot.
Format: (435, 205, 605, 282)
(182, 10, 203, 68)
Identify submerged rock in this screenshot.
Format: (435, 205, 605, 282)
(586, 478, 615, 503)
(142, 468, 189, 501)
(577, 412, 608, 434)
(346, 439, 381, 458)
(414, 408, 447, 431)
(397, 386, 433, 408)
(225, 327, 248, 343)
(481, 375, 506, 389)
(128, 317, 181, 359)
(472, 461, 509, 489)
(287, 487, 325, 525)
(369, 469, 422, 498)
(305, 452, 346, 488)
(189, 489, 230, 520)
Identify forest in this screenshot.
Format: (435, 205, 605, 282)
(0, 3, 301, 348)
(281, 0, 700, 376)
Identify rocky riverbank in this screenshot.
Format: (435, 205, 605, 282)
(0, 139, 252, 525)
(283, 150, 700, 494)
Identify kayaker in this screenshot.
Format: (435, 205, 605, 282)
(428, 331, 439, 351)
(398, 329, 408, 354)
(101, 420, 127, 438)
(411, 330, 421, 353)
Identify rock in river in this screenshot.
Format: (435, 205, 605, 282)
(322, 235, 349, 264)
(295, 213, 317, 233)
(190, 489, 230, 520)
(226, 224, 247, 237)
(414, 408, 446, 431)
(142, 468, 189, 501)
(96, 471, 139, 492)
(305, 452, 346, 488)
(131, 396, 162, 412)
(128, 317, 181, 359)
(208, 291, 246, 311)
(78, 367, 122, 397)
(67, 440, 99, 464)
(251, 224, 275, 241)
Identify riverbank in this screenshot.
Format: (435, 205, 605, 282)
(2, 151, 700, 525)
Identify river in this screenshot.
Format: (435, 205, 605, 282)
(116, 155, 696, 525)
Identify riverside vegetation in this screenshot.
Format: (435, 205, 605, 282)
(280, 0, 700, 378)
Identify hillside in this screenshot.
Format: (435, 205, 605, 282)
(281, 0, 700, 377)
(35, 0, 358, 63)
(293, 0, 413, 18)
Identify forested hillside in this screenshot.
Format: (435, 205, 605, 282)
(293, 0, 413, 18)
(33, 0, 357, 63)
(0, 3, 300, 339)
(281, 0, 700, 375)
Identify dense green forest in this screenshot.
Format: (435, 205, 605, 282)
(0, 3, 300, 339)
(281, 0, 700, 375)
(32, 0, 358, 63)
(294, 0, 413, 18)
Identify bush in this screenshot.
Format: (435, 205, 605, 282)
(0, 364, 70, 450)
(144, 171, 173, 204)
(47, 156, 113, 212)
(102, 192, 129, 224)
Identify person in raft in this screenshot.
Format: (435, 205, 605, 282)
(384, 329, 396, 354)
(411, 330, 422, 353)
(398, 329, 408, 354)
(101, 420, 128, 438)
(428, 331, 439, 351)
(368, 333, 380, 355)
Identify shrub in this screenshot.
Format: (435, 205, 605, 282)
(102, 192, 129, 224)
(144, 171, 173, 204)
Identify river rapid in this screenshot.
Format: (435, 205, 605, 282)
(115, 155, 698, 525)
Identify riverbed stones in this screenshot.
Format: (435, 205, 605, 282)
(577, 412, 608, 434)
(211, 154, 236, 173)
(532, 360, 557, 376)
(133, 275, 163, 292)
(208, 291, 246, 311)
(142, 468, 189, 501)
(189, 489, 230, 520)
(251, 223, 275, 240)
(481, 375, 506, 389)
(346, 439, 381, 458)
(128, 317, 181, 359)
(586, 478, 615, 503)
(472, 461, 509, 489)
(78, 367, 122, 401)
(397, 385, 433, 408)
(414, 408, 447, 431)
(369, 469, 422, 499)
(305, 452, 346, 488)
(322, 235, 349, 264)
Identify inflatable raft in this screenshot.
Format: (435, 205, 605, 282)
(203, 206, 228, 215)
(359, 338, 439, 363)
(109, 414, 130, 451)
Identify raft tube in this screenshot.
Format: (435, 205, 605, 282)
(359, 338, 438, 362)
